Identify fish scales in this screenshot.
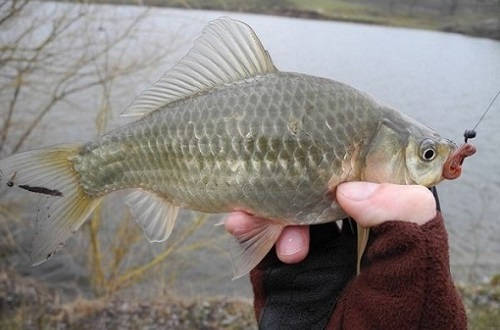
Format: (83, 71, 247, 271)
(74, 73, 379, 224)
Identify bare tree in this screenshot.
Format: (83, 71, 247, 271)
(0, 1, 176, 156)
(0, 1, 222, 298)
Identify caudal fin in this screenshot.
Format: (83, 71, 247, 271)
(0, 145, 102, 265)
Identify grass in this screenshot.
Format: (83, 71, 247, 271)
(468, 309, 500, 329)
(458, 279, 500, 329)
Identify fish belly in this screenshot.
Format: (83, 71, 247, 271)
(74, 72, 380, 225)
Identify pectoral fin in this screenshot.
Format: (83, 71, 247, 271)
(356, 224, 370, 274)
(231, 218, 283, 279)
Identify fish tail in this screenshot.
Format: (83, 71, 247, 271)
(0, 145, 102, 265)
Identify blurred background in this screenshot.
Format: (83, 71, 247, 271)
(0, 0, 499, 329)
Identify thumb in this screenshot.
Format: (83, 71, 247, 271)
(336, 182, 437, 227)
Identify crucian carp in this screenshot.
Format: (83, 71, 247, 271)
(0, 17, 475, 278)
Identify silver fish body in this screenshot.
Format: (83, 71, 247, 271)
(75, 72, 381, 225)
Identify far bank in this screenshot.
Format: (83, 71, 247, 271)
(57, 0, 500, 40)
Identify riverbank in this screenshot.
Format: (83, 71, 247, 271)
(1, 267, 499, 329)
(0, 268, 256, 329)
(75, 0, 500, 40)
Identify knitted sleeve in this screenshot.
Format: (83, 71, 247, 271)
(327, 212, 467, 330)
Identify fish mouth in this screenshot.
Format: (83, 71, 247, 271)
(442, 143, 476, 180)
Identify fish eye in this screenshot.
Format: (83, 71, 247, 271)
(419, 139, 437, 161)
(422, 148, 436, 161)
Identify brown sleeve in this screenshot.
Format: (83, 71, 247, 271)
(328, 212, 467, 330)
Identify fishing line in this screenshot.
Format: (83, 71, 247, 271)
(464, 88, 500, 143)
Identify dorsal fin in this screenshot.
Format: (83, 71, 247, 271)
(122, 17, 278, 118)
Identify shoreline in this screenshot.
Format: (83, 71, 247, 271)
(60, 0, 500, 40)
(245, 8, 500, 41)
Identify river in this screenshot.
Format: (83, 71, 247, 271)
(2, 3, 500, 298)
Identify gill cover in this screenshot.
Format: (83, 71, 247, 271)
(362, 121, 408, 184)
(363, 111, 457, 188)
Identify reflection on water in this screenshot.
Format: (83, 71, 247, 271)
(2, 3, 500, 298)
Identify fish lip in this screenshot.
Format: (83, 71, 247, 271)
(442, 143, 476, 180)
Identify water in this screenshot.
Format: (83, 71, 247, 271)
(2, 3, 500, 298)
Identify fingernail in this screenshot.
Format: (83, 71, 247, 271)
(339, 182, 379, 201)
(279, 230, 305, 256)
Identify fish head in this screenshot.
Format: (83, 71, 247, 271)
(363, 109, 468, 187)
(404, 134, 458, 186)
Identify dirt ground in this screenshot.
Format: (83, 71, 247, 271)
(0, 269, 256, 330)
(1, 267, 499, 329)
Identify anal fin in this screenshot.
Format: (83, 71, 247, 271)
(231, 218, 283, 280)
(125, 190, 179, 243)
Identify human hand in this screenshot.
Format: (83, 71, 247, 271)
(225, 182, 437, 264)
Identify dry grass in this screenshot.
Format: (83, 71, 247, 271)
(0, 268, 256, 329)
(1, 267, 499, 330)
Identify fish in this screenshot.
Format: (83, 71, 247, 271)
(0, 17, 475, 278)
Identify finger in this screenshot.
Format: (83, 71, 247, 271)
(336, 182, 436, 227)
(224, 211, 258, 236)
(276, 226, 310, 264)
(226, 212, 310, 264)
